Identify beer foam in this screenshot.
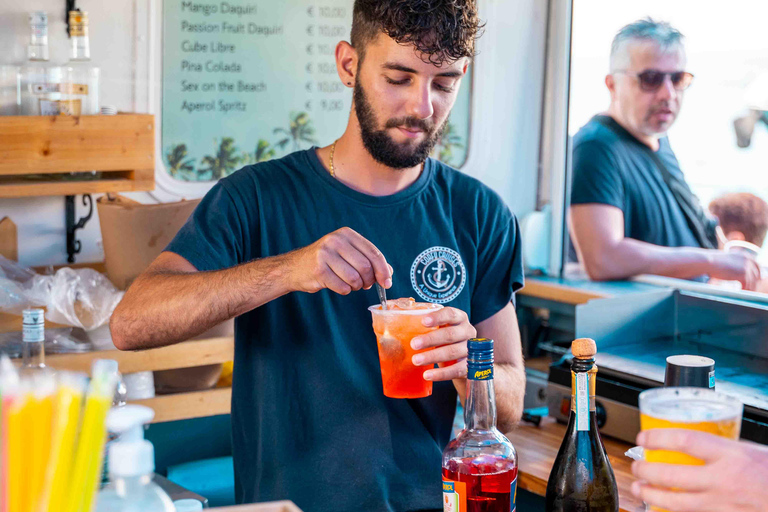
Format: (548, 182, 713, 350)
(640, 388, 743, 422)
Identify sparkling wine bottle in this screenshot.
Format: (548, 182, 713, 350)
(545, 338, 618, 512)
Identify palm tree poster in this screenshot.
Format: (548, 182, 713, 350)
(160, 0, 472, 184)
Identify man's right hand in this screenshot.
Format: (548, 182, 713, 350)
(286, 227, 392, 295)
(708, 251, 761, 291)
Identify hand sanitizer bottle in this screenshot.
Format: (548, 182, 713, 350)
(94, 405, 175, 512)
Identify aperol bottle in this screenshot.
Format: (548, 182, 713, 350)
(442, 338, 518, 512)
(545, 338, 618, 512)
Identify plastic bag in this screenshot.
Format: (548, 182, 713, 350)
(0, 255, 124, 331)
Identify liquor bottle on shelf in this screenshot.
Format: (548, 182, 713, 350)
(442, 338, 518, 512)
(545, 338, 618, 512)
(61, 10, 100, 115)
(20, 11, 62, 116)
(21, 308, 46, 372)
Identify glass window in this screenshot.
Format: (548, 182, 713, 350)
(160, 0, 473, 184)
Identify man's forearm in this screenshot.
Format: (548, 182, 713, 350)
(111, 254, 291, 350)
(494, 363, 525, 433)
(452, 362, 524, 433)
(585, 238, 713, 281)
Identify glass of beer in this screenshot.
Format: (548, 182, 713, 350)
(369, 298, 442, 399)
(638, 387, 743, 511)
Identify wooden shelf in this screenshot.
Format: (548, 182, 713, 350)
(133, 387, 232, 423)
(44, 336, 234, 374)
(0, 114, 155, 197)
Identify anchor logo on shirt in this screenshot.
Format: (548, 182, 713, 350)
(410, 246, 467, 304)
(427, 260, 451, 289)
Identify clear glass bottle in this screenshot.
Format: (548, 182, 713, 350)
(442, 338, 518, 512)
(21, 308, 46, 371)
(20, 12, 62, 116)
(545, 338, 618, 512)
(61, 10, 99, 115)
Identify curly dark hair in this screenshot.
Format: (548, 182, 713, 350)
(351, 0, 483, 66)
(709, 192, 768, 247)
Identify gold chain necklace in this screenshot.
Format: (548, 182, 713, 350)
(329, 139, 338, 177)
(328, 139, 425, 178)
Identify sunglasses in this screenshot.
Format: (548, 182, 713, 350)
(615, 70, 694, 92)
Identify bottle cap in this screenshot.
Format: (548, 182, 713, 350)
(467, 338, 494, 380)
(467, 338, 493, 359)
(665, 355, 715, 389)
(571, 338, 597, 359)
(22, 309, 44, 343)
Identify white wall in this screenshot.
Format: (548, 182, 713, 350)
(0, 0, 547, 268)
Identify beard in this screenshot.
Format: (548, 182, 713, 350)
(353, 81, 446, 169)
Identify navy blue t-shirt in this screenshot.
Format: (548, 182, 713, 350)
(165, 149, 524, 512)
(570, 115, 703, 249)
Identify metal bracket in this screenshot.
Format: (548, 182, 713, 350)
(65, 194, 93, 263)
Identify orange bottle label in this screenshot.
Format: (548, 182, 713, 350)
(442, 480, 466, 512)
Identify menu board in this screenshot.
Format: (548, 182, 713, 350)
(161, 0, 472, 182)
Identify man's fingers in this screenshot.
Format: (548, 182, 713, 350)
(411, 324, 474, 350)
(632, 483, 712, 512)
(412, 341, 468, 367)
(637, 429, 731, 463)
(631, 460, 712, 492)
(344, 229, 392, 288)
(320, 263, 353, 295)
(336, 241, 376, 289)
(325, 253, 365, 291)
(423, 360, 467, 382)
(422, 307, 469, 328)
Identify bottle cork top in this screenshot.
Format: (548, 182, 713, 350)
(571, 338, 596, 359)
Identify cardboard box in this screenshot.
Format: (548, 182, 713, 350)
(96, 194, 200, 290)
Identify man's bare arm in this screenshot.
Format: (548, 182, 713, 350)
(474, 303, 525, 433)
(110, 227, 392, 351)
(569, 204, 761, 290)
(110, 251, 292, 350)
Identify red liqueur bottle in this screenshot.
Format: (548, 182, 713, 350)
(442, 338, 518, 512)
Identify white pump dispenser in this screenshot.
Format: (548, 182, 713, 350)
(94, 405, 175, 512)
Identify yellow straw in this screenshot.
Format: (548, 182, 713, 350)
(38, 373, 86, 512)
(7, 389, 29, 512)
(65, 370, 115, 512)
(28, 376, 54, 512)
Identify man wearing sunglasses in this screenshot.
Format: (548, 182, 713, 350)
(569, 18, 761, 290)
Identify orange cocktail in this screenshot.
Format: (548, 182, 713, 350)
(638, 387, 743, 512)
(369, 298, 442, 398)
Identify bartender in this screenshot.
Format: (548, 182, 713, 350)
(110, 1, 526, 511)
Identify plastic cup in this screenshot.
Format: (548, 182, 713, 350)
(368, 302, 443, 398)
(639, 387, 743, 512)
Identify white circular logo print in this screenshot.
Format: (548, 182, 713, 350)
(410, 246, 467, 304)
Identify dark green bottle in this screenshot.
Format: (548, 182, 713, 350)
(545, 338, 618, 512)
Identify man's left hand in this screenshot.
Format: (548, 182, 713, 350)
(631, 428, 768, 511)
(409, 307, 476, 382)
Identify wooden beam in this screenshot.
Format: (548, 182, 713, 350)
(43, 336, 234, 374)
(132, 387, 232, 423)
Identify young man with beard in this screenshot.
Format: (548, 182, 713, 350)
(569, 18, 761, 290)
(110, 1, 526, 510)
